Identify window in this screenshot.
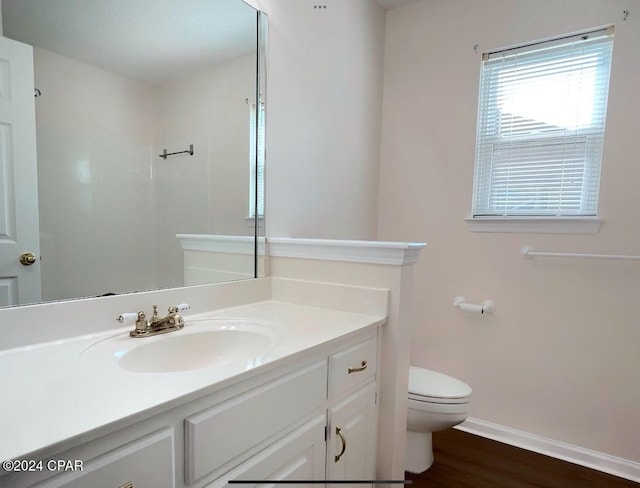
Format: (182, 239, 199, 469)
(470, 27, 614, 231)
(249, 101, 265, 219)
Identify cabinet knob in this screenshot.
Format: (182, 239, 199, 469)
(334, 425, 346, 462)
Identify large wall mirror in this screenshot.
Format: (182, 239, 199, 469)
(0, 0, 266, 308)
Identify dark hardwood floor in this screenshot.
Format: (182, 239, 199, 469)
(405, 429, 639, 488)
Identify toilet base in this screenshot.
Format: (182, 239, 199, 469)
(405, 431, 434, 474)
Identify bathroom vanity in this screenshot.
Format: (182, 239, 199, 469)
(0, 239, 424, 485)
(0, 299, 383, 488)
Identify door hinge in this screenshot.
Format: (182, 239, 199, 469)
(375, 391, 378, 405)
(324, 425, 327, 442)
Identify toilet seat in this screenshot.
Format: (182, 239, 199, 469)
(409, 366, 472, 404)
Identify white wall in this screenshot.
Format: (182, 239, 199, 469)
(247, 0, 386, 239)
(378, 0, 640, 463)
(34, 48, 158, 300)
(32, 48, 258, 298)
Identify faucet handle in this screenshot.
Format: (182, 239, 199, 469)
(116, 311, 147, 332)
(116, 312, 139, 326)
(168, 303, 190, 313)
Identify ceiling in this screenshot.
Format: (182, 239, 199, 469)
(377, 0, 421, 10)
(1, 0, 257, 84)
(1, 0, 422, 84)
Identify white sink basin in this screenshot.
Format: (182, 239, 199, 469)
(82, 320, 276, 374)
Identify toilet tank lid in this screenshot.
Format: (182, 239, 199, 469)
(409, 366, 472, 399)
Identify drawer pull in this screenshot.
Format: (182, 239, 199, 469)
(348, 360, 367, 374)
(119, 483, 134, 488)
(335, 426, 346, 462)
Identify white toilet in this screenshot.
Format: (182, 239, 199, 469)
(406, 366, 472, 473)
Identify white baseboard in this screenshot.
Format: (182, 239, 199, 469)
(456, 417, 640, 483)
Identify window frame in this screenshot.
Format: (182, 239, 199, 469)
(467, 27, 614, 234)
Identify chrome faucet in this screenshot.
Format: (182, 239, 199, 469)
(117, 303, 190, 338)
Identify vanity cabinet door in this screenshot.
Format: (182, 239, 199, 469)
(327, 382, 377, 482)
(204, 415, 326, 488)
(34, 428, 174, 488)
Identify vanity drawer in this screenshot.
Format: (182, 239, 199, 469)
(328, 335, 377, 399)
(35, 428, 174, 488)
(185, 360, 327, 484)
(204, 415, 326, 488)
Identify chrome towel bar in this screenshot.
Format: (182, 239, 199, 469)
(159, 144, 194, 159)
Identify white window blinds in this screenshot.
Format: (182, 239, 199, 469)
(472, 28, 614, 217)
(249, 102, 265, 218)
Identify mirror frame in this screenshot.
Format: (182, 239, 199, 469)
(254, 10, 268, 280)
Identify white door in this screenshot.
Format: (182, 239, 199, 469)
(0, 36, 41, 306)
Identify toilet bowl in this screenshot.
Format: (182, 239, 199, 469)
(406, 366, 472, 473)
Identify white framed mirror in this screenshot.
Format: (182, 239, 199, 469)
(0, 0, 266, 308)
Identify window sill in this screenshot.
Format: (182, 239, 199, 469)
(464, 216, 602, 234)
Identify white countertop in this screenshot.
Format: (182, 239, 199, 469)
(0, 300, 385, 463)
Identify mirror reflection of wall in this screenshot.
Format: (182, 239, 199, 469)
(35, 49, 257, 301)
(1, 0, 261, 305)
(153, 54, 258, 290)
